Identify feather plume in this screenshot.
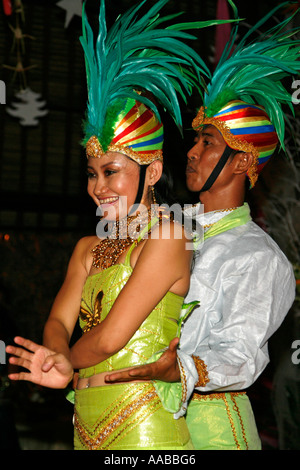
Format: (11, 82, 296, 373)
(203, 1, 300, 151)
(80, 0, 237, 149)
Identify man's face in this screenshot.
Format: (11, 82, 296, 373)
(186, 125, 229, 192)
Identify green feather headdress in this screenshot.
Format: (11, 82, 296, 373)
(80, 0, 237, 162)
(192, 1, 300, 186)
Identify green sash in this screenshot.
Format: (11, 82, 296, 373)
(204, 203, 251, 241)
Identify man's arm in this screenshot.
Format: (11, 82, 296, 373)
(105, 233, 296, 412)
(105, 337, 180, 383)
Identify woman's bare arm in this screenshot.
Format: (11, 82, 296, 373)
(6, 236, 95, 388)
(70, 222, 192, 369)
(43, 236, 94, 357)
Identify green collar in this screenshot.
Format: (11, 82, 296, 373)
(204, 203, 251, 241)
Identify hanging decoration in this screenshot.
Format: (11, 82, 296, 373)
(56, 0, 82, 28)
(3, 0, 48, 126)
(3, 0, 34, 89)
(6, 87, 48, 126)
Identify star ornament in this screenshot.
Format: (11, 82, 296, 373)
(57, 0, 82, 28)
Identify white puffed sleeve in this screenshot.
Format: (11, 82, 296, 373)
(174, 222, 295, 419)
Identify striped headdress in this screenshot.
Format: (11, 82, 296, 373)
(86, 99, 164, 164)
(192, 1, 300, 187)
(81, 0, 233, 165)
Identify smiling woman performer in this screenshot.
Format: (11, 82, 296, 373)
(5, 0, 225, 450)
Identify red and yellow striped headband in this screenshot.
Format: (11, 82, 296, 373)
(86, 99, 164, 165)
(193, 100, 279, 187)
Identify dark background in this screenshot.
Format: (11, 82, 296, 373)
(0, 0, 299, 450)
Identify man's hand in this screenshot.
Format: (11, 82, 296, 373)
(6, 336, 74, 389)
(105, 337, 180, 383)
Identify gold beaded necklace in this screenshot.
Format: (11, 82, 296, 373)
(91, 207, 159, 270)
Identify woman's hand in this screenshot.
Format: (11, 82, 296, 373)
(6, 336, 74, 389)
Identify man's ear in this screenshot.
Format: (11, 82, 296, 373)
(233, 152, 254, 175)
(147, 160, 163, 185)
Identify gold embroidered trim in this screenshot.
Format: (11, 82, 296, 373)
(191, 391, 246, 401)
(108, 143, 163, 164)
(223, 393, 241, 449)
(192, 107, 259, 187)
(74, 384, 161, 450)
(192, 355, 209, 387)
(177, 356, 188, 408)
(85, 135, 103, 158)
(191, 391, 248, 450)
(86, 135, 163, 164)
(230, 394, 249, 450)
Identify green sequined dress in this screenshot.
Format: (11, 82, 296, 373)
(74, 239, 193, 450)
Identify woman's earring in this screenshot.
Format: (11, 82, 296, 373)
(151, 185, 157, 205)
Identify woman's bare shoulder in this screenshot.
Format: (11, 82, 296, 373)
(63, 235, 99, 277)
(70, 235, 99, 267)
(75, 235, 99, 252)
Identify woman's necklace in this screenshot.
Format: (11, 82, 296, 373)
(91, 207, 159, 270)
